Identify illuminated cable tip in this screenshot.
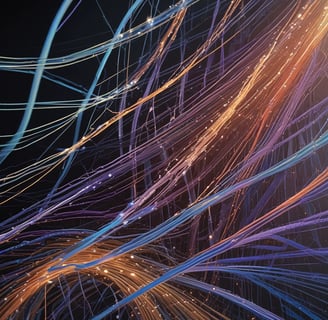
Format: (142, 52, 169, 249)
(147, 17, 154, 25)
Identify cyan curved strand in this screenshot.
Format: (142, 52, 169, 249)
(46, 0, 145, 200)
(0, 0, 74, 164)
